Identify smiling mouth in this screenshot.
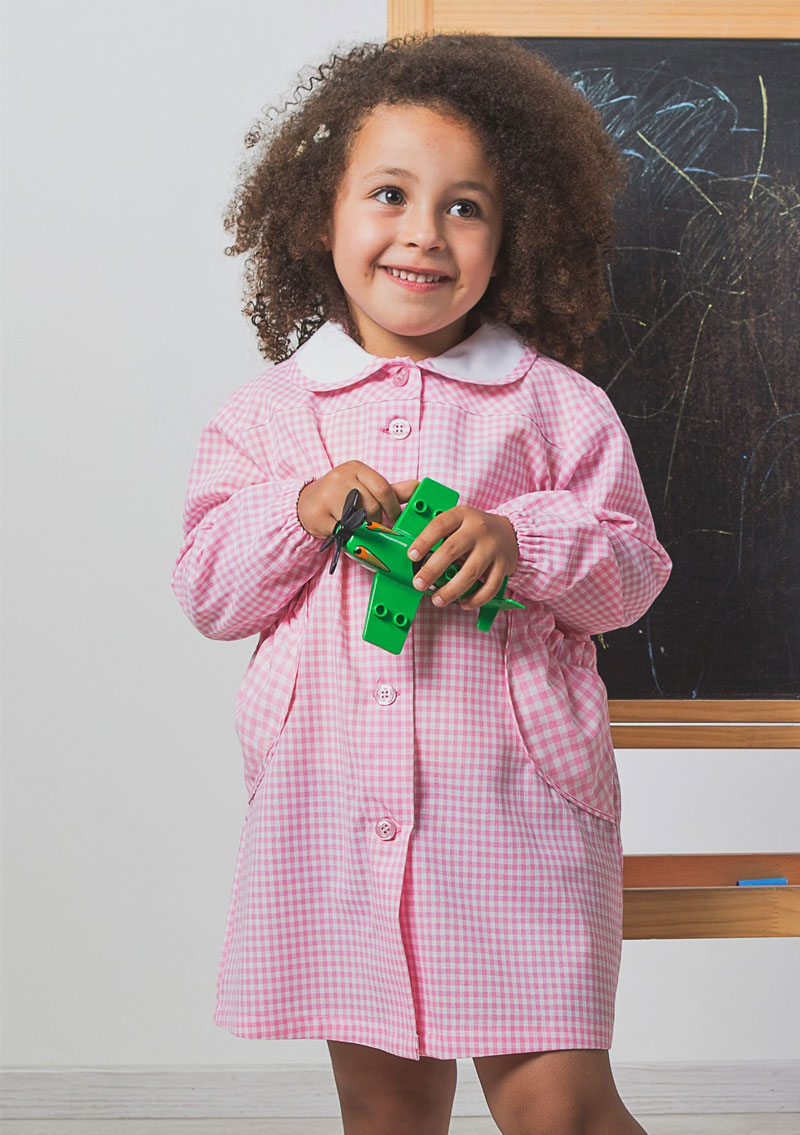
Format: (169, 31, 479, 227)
(381, 265, 450, 283)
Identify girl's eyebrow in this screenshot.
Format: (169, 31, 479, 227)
(361, 165, 496, 203)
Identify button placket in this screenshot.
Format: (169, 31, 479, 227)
(373, 686, 399, 839)
(371, 366, 419, 848)
(387, 365, 412, 439)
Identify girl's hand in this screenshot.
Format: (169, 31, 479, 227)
(407, 507, 520, 610)
(297, 461, 419, 539)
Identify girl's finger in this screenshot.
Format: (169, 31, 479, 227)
(349, 476, 385, 524)
(407, 505, 465, 564)
(459, 562, 505, 610)
(410, 526, 465, 593)
(431, 549, 489, 607)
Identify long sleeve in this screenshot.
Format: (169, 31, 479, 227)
(486, 383, 672, 637)
(170, 391, 326, 640)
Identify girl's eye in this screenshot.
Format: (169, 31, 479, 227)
(450, 200, 480, 219)
(373, 187, 404, 206)
(371, 187, 481, 218)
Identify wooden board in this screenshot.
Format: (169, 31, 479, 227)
(623, 854, 800, 937)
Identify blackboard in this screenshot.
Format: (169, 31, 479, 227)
(515, 38, 800, 701)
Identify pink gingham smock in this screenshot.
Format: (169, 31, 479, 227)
(170, 315, 672, 1060)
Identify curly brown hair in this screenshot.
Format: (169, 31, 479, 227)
(222, 31, 629, 371)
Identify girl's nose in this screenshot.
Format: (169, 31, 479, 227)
(397, 207, 445, 249)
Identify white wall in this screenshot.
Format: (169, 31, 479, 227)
(2, 0, 798, 1068)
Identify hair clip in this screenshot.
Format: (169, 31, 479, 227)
(295, 123, 330, 158)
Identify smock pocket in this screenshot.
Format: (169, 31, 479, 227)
(234, 589, 308, 804)
(503, 608, 620, 824)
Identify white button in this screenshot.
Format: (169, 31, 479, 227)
(375, 683, 397, 705)
(375, 817, 398, 840)
(388, 418, 411, 439)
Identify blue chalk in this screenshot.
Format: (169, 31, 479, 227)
(736, 877, 788, 886)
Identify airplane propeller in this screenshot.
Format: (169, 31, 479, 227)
(320, 488, 367, 575)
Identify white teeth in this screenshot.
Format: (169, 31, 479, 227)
(385, 266, 446, 283)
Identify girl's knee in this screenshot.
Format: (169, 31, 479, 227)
(327, 1041, 456, 1134)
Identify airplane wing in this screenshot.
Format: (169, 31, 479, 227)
(362, 571, 425, 655)
(391, 477, 460, 542)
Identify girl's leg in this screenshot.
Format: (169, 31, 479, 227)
(327, 1039, 457, 1135)
(473, 1048, 648, 1135)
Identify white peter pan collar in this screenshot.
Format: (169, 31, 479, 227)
(292, 316, 536, 391)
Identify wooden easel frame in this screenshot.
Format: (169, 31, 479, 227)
(387, 1, 800, 937)
(388, 2, 800, 40)
(387, 0, 800, 750)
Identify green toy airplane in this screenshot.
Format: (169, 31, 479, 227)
(321, 476, 526, 655)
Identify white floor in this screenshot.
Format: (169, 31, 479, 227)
(3, 1119, 800, 1134)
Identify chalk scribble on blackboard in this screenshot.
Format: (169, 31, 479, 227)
(526, 41, 800, 699)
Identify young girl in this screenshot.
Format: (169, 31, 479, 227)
(171, 32, 671, 1135)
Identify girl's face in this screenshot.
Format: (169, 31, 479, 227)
(322, 103, 503, 362)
